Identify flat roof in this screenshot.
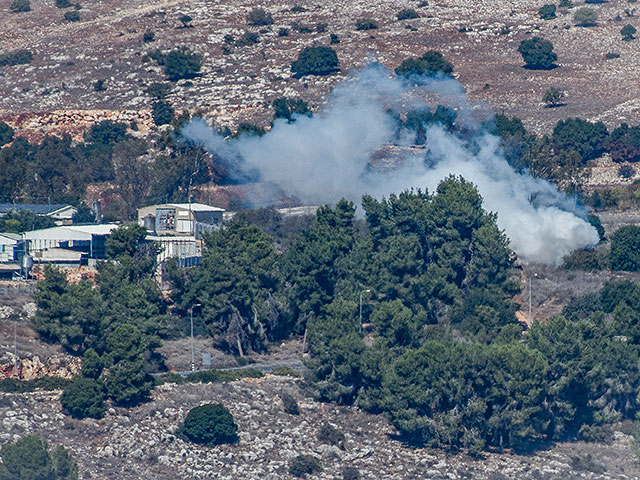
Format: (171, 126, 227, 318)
(163, 203, 225, 212)
(25, 224, 120, 240)
(0, 204, 73, 215)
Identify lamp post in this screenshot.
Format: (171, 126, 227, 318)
(359, 289, 371, 333)
(190, 304, 201, 371)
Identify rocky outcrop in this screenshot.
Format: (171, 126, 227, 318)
(0, 354, 80, 380)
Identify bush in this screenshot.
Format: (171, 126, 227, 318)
(330, 33, 340, 44)
(246, 7, 273, 26)
(163, 47, 202, 81)
(619, 164, 636, 178)
(152, 101, 175, 126)
(273, 97, 311, 122)
(316, 22, 327, 33)
(85, 120, 128, 145)
(291, 22, 313, 33)
(187, 367, 263, 383)
(60, 377, 105, 419)
(55, 0, 72, 7)
(355, 18, 378, 30)
(562, 248, 606, 271)
(539, 4, 556, 19)
(574, 8, 598, 26)
(271, 365, 301, 377)
(31, 376, 72, 391)
(10, 0, 30, 12)
(621, 24, 637, 40)
(278, 27, 290, 36)
(235, 31, 260, 47)
(343, 466, 360, 480)
(610, 224, 640, 271)
(397, 8, 419, 20)
(289, 455, 322, 478)
(543, 87, 564, 107)
(291, 46, 339, 77)
(143, 30, 155, 43)
(317, 422, 345, 447)
(395, 50, 453, 77)
(81, 348, 103, 379)
(145, 82, 171, 99)
(0, 49, 34, 66)
(182, 404, 238, 445)
(179, 14, 192, 28)
(280, 391, 300, 414)
(518, 37, 557, 69)
(0, 435, 78, 480)
(64, 10, 80, 21)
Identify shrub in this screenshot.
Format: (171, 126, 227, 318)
(85, 120, 128, 145)
(278, 27, 290, 36)
(64, 10, 80, 21)
(182, 404, 238, 445)
(187, 367, 263, 383)
(143, 30, 155, 42)
(355, 18, 378, 30)
(539, 4, 556, 19)
(280, 391, 300, 414)
(10, 0, 30, 12)
(397, 8, 419, 20)
(606, 123, 640, 162)
(330, 33, 340, 44)
(271, 365, 301, 377)
(343, 466, 360, 480)
(562, 248, 606, 271)
(81, 348, 103, 379)
(605, 52, 620, 59)
(619, 164, 636, 178)
(0, 49, 34, 66)
(247, 7, 273, 26)
(152, 101, 175, 126)
(179, 14, 193, 28)
(0, 378, 31, 393)
(574, 7, 598, 26)
(558, 0, 572, 6)
(55, 0, 72, 7)
(621, 24, 637, 40)
(31, 376, 71, 391)
(578, 424, 614, 443)
(610, 224, 640, 271)
(518, 37, 557, 69)
(543, 87, 564, 107)
(316, 22, 327, 33)
(164, 47, 202, 81)
(60, 377, 105, 419)
(0, 435, 78, 480)
(145, 82, 171, 99)
(289, 455, 322, 478)
(291, 22, 313, 33)
(235, 31, 260, 47)
(291, 46, 339, 77)
(273, 97, 311, 122)
(317, 422, 345, 447)
(395, 50, 453, 77)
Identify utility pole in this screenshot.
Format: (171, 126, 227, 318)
(190, 304, 201, 372)
(359, 289, 371, 333)
(13, 314, 18, 377)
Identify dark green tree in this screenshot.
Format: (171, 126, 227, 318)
(152, 101, 175, 126)
(538, 4, 556, 19)
(610, 225, 640, 271)
(105, 224, 148, 259)
(10, 0, 30, 13)
(60, 376, 105, 419)
(291, 46, 339, 77)
(181, 404, 238, 445)
(621, 24, 637, 40)
(395, 51, 454, 77)
(552, 117, 608, 162)
(518, 37, 557, 69)
(163, 47, 202, 81)
(0, 435, 78, 480)
(355, 18, 378, 30)
(0, 121, 14, 146)
(272, 97, 311, 122)
(246, 7, 273, 26)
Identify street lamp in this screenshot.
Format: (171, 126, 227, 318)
(190, 304, 202, 371)
(359, 289, 371, 333)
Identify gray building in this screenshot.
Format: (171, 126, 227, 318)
(137, 203, 224, 239)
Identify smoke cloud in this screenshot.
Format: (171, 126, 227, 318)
(182, 64, 599, 265)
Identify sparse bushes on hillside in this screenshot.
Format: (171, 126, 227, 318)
(143, 30, 155, 43)
(574, 8, 598, 26)
(518, 37, 557, 69)
(246, 7, 273, 26)
(317, 422, 345, 447)
(291, 46, 339, 77)
(0, 49, 34, 67)
(395, 50, 453, 77)
(235, 31, 260, 47)
(182, 404, 238, 446)
(10, 0, 30, 13)
(355, 18, 378, 30)
(280, 391, 300, 414)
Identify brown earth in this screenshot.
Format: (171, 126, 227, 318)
(1, 0, 640, 139)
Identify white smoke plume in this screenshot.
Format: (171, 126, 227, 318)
(182, 64, 599, 265)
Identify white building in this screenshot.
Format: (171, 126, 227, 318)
(138, 203, 224, 238)
(0, 204, 77, 225)
(24, 224, 120, 262)
(0, 233, 22, 263)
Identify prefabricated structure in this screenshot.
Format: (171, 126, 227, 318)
(0, 233, 23, 263)
(149, 234, 202, 268)
(24, 224, 120, 266)
(138, 203, 224, 239)
(0, 204, 78, 225)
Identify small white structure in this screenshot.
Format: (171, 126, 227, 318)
(138, 203, 224, 238)
(0, 204, 77, 225)
(0, 233, 22, 263)
(149, 235, 202, 266)
(24, 224, 120, 261)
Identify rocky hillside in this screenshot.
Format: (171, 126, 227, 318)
(2, 0, 640, 138)
(1, 375, 639, 480)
